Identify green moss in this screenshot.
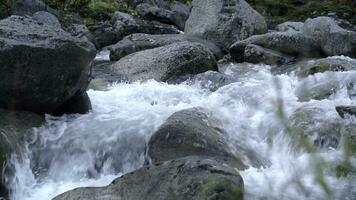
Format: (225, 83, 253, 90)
(198, 175, 243, 200)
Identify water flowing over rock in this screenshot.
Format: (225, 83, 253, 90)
(53, 156, 244, 200)
(0, 15, 96, 114)
(0, 109, 44, 198)
(111, 42, 217, 82)
(185, 0, 267, 51)
(148, 108, 246, 169)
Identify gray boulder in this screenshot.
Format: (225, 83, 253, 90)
(188, 71, 236, 91)
(304, 17, 356, 58)
(0, 109, 44, 198)
(136, 1, 190, 30)
(111, 42, 217, 82)
(185, 0, 267, 51)
(0, 15, 96, 114)
(32, 11, 60, 28)
(90, 12, 180, 48)
(66, 24, 99, 49)
(297, 57, 356, 77)
(109, 33, 224, 61)
(148, 108, 245, 169)
(276, 21, 304, 32)
(108, 34, 187, 61)
(230, 31, 322, 62)
(53, 156, 244, 200)
(11, 0, 58, 16)
(244, 44, 296, 65)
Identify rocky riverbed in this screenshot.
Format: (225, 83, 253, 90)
(0, 0, 355, 200)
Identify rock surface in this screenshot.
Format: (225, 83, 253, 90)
(304, 17, 356, 58)
(148, 108, 245, 169)
(111, 42, 217, 82)
(276, 21, 304, 32)
(89, 12, 180, 48)
(185, 0, 267, 51)
(0, 109, 44, 198)
(11, 0, 58, 16)
(244, 44, 296, 65)
(0, 15, 96, 114)
(336, 106, 356, 119)
(53, 156, 244, 200)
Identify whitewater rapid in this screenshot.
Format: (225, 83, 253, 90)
(7, 58, 356, 200)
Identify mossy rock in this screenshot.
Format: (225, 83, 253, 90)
(198, 175, 243, 200)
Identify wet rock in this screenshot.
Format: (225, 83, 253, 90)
(297, 57, 356, 77)
(288, 104, 344, 149)
(296, 71, 356, 101)
(276, 21, 304, 32)
(11, 0, 58, 17)
(230, 31, 322, 62)
(336, 106, 356, 119)
(89, 12, 180, 48)
(111, 42, 217, 82)
(185, 0, 267, 51)
(88, 62, 128, 91)
(188, 71, 236, 91)
(0, 109, 44, 198)
(244, 44, 296, 65)
(53, 156, 244, 200)
(304, 17, 356, 58)
(148, 108, 245, 169)
(0, 15, 96, 114)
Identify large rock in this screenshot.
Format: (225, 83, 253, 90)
(136, 1, 190, 30)
(11, 0, 58, 16)
(53, 156, 244, 200)
(108, 33, 187, 61)
(66, 24, 99, 49)
(32, 11, 60, 28)
(244, 44, 296, 65)
(304, 17, 356, 58)
(0, 15, 96, 114)
(185, 0, 267, 51)
(297, 57, 356, 77)
(0, 109, 44, 198)
(111, 42, 217, 82)
(230, 31, 322, 62)
(108, 33, 223, 61)
(89, 12, 180, 48)
(276, 21, 304, 32)
(148, 108, 245, 169)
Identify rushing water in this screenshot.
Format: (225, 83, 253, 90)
(6, 57, 356, 200)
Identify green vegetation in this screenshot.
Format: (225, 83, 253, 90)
(247, 0, 356, 25)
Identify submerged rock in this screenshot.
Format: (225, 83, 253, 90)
(111, 42, 217, 82)
(148, 108, 245, 169)
(288, 104, 344, 149)
(185, 0, 267, 51)
(53, 156, 244, 200)
(0, 15, 96, 114)
(0, 109, 44, 198)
